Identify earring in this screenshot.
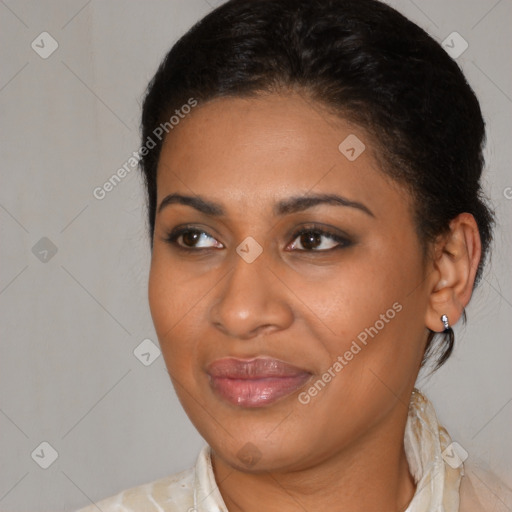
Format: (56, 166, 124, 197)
(441, 314, 450, 331)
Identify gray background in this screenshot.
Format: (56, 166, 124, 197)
(0, 0, 511, 510)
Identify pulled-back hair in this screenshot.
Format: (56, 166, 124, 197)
(140, 0, 494, 369)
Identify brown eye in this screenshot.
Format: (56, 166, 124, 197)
(288, 227, 351, 252)
(182, 230, 202, 247)
(300, 231, 323, 250)
(164, 227, 224, 250)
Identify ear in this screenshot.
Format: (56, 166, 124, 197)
(425, 213, 482, 332)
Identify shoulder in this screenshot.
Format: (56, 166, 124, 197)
(459, 460, 512, 512)
(73, 467, 195, 512)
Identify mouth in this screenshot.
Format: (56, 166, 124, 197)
(206, 357, 312, 407)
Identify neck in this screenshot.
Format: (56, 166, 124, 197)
(212, 399, 417, 512)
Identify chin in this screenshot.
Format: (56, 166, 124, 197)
(210, 438, 305, 473)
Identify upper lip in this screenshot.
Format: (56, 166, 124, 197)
(206, 357, 311, 379)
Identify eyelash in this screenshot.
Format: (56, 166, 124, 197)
(163, 224, 352, 253)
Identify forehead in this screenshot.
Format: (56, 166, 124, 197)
(155, 93, 408, 218)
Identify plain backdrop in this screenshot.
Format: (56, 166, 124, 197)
(0, 0, 511, 510)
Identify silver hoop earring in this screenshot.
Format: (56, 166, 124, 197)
(441, 314, 450, 331)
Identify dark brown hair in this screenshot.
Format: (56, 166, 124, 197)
(139, 0, 494, 369)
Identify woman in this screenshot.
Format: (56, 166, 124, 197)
(76, 0, 509, 510)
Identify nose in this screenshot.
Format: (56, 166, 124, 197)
(208, 253, 294, 340)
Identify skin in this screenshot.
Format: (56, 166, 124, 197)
(148, 92, 481, 511)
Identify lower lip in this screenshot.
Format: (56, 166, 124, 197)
(209, 374, 311, 407)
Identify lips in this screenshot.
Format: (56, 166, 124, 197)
(207, 357, 312, 407)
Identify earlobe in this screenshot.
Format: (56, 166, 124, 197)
(425, 213, 481, 332)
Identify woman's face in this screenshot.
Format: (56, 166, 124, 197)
(149, 92, 432, 472)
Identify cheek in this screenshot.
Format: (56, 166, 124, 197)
(148, 256, 200, 359)
(148, 258, 176, 338)
(292, 255, 402, 336)
(148, 251, 205, 331)
(294, 241, 425, 366)
(148, 253, 224, 388)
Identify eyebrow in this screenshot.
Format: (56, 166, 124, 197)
(157, 192, 374, 218)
